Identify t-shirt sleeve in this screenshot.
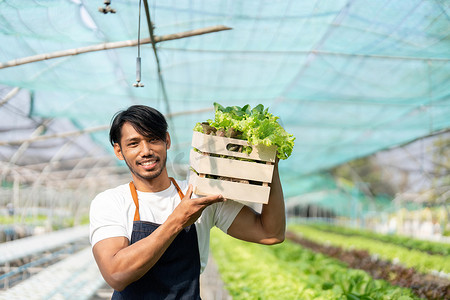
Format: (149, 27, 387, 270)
(213, 200, 244, 233)
(89, 191, 129, 247)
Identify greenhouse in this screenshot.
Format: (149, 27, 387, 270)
(0, 1, 449, 299)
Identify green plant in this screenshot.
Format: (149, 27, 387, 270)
(210, 228, 418, 299)
(289, 224, 450, 274)
(194, 103, 295, 160)
(309, 222, 450, 256)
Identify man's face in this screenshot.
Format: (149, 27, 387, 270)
(114, 122, 170, 182)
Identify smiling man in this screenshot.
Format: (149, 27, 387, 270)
(89, 105, 286, 299)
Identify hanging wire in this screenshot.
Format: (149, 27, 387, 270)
(133, 0, 144, 87)
(137, 0, 141, 58)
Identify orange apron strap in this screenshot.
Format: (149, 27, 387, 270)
(130, 178, 185, 222)
(129, 182, 140, 221)
(170, 177, 185, 199)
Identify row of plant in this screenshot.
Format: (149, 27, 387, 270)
(286, 231, 450, 300)
(306, 222, 450, 256)
(288, 224, 450, 275)
(210, 228, 419, 300)
(0, 214, 48, 225)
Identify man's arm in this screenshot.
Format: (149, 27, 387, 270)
(92, 186, 224, 291)
(227, 159, 286, 245)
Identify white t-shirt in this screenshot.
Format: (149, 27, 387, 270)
(89, 180, 244, 272)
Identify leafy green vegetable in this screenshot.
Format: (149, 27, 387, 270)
(308, 223, 450, 256)
(210, 228, 418, 300)
(289, 224, 450, 274)
(194, 102, 295, 160)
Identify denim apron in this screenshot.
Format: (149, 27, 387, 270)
(111, 178, 201, 300)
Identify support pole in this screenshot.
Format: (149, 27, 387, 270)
(0, 87, 20, 108)
(0, 25, 232, 69)
(0, 107, 214, 146)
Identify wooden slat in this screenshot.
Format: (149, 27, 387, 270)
(189, 172, 270, 204)
(190, 149, 274, 183)
(191, 131, 276, 162)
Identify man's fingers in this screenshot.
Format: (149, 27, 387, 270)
(195, 194, 225, 206)
(183, 184, 194, 200)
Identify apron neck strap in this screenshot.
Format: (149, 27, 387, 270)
(129, 181, 140, 222)
(129, 178, 185, 222)
(170, 177, 185, 200)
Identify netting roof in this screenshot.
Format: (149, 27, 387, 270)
(1, 0, 449, 204)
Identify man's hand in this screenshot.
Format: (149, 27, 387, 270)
(169, 184, 225, 229)
(93, 184, 224, 291)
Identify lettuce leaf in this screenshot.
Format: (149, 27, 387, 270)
(194, 102, 295, 160)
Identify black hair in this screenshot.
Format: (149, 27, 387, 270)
(109, 105, 168, 146)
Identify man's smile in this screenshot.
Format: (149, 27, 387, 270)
(138, 158, 159, 170)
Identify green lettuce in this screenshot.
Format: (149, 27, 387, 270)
(194, 102, 295, 160)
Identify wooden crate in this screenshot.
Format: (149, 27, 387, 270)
(189, 131, 277, 204)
